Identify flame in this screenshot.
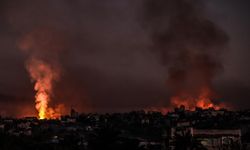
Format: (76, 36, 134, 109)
(146, 87, 228, 114)
(171, 87, 225, 110)
(26, 58, 62, 119)
(17, 27, 68, 119)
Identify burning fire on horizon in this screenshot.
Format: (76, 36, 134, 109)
(25, 58, 62, 119)
(14, 0, 233, 118)
(18, 27, 66, 119)
(143, 0, 230, 112)
(170, 86, 226, 111)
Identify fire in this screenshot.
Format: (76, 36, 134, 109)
(26, 58, 62, 119)
(35, 92, 48, 119)
(171, 87, 224, 110)
(18, 27, 67, 119)
(146, 87, 228, 114)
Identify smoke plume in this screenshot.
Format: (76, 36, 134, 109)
(18, 27, 67, 119)
(141, 0, 229, 109)
(1, 0, 248, 117)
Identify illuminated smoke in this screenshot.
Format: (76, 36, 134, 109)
(18, 27, 66, 119)
(26, 58, 60, 119)
(141, 0, 229, 110)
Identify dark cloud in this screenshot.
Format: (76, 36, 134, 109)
(0, 0, 249, 117)
(139, 0, 229, 108)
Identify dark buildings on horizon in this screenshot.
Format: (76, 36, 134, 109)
(0, 107, 250, 150)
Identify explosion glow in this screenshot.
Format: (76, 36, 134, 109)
(147, 87, 227, 114)
(170, 87, 225, 110)
(18, 27, 66, 119)
(26, 58, 60, 119)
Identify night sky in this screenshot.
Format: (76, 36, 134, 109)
(0, 0, 249, 117)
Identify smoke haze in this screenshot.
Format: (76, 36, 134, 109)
(0, 0, 249, 117)
(140, 0, 229, 109)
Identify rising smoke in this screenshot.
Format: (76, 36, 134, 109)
(140, 0, 229, 109)
(18, 27, 67, 119)
(1, 0, 245, 117)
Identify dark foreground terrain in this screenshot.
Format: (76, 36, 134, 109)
(1, 107, 250, 150)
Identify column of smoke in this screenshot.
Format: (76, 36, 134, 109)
(18, 27, 66, 119)
(141, 0, 229, 110)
